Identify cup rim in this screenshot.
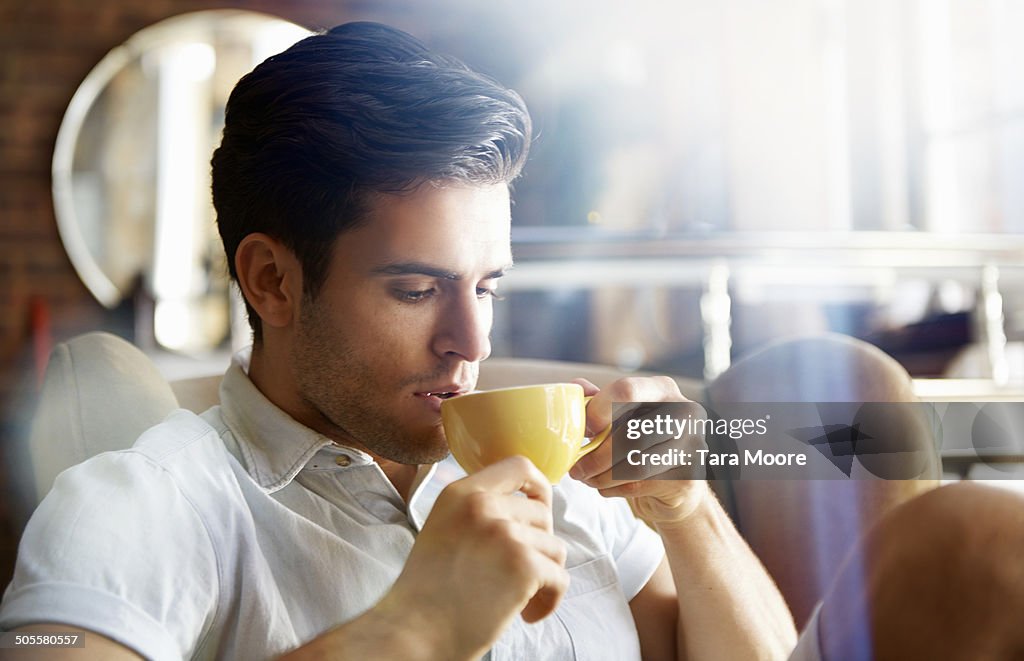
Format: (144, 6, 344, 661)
(447, 382, 583, 401)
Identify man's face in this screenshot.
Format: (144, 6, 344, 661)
(290, 182, 512, 464)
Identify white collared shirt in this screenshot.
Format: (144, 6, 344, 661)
(0, 349, 664, 660)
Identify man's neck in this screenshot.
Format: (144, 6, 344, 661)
(248, 342, 420, 503)
(373, 458, 421, 503)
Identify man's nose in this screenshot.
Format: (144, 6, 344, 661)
(433, 292, 492, 363)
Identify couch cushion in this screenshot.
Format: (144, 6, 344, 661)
(28, 332, 180, 504)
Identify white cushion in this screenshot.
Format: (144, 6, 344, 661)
(28, 332, 179, 504)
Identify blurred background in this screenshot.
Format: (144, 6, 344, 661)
(4, 0, 1024, 582)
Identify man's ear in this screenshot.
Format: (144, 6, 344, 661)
(234, 233, 302, 331)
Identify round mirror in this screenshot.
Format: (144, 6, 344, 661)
(52, 10, 310, 352)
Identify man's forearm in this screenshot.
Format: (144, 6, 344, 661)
(656, 491, 797, 661)
(278, 596, 472, 661)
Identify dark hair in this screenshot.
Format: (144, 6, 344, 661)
(211, 22, 532, 340)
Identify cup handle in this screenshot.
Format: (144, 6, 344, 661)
(575, 395, 612, 460)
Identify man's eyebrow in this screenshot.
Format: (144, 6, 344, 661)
(371, 262, 512, 281)
(486, 264, 513, 280)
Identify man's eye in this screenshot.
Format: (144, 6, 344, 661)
(397, 288, 436, 303)
(476, 287, 505, 301)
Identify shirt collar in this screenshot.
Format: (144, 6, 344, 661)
(218, 347, 379, 493)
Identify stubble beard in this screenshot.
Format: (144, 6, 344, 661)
(291, 301, 451, 465)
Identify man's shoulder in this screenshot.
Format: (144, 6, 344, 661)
(129, 407, 227, 463)
(33, 407, 248, 554)
(57, 408, 237, 503)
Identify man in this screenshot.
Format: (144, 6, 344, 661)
(0, 22, 794, 660)
(2, 21, 1022, 661)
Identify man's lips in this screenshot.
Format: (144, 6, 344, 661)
(413, 386, 468, 413)
(413, 386, 469, 400)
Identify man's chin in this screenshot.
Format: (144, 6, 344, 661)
(370, 428, 450, 466)
(385, 445, 450, 466)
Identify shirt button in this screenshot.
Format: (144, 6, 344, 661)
(335, 455, 352, 467)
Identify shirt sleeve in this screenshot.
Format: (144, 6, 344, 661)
(555, 478, 665, 602)
(599, 495, 665, 600)
(0, 450, 219, 661)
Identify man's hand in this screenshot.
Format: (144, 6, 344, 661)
(568, 377, 709, 530)
(569, 377, 798, 661)
(377, 456, 569, 660)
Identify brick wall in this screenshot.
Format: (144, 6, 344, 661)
(0, 0, 531, 590)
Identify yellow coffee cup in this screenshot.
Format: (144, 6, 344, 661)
(440, 383, 611, 484)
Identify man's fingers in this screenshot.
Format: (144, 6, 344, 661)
(519, 554, 570, 623)
(589, 376, 685, 423)
(570, 434, 614, 480)
(570, 377, 600, 397)
(493, 492, 556, 533)
(513, 522, 568, 566)
(601, 375, 685, 403)
(572, 380, 698, 483)
(442, 457, 556, 533)
(460, 455, 552, 506)
(521, 582, 566, 623)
